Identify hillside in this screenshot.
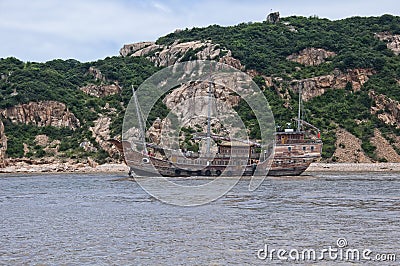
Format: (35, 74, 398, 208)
(1, 13, 400, 169)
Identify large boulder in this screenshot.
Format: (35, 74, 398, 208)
(266, 12, 280, 23)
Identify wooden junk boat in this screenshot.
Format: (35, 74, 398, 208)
(123, 86, 323, 177)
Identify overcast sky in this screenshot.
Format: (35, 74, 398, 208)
(1, 0, 399, 62)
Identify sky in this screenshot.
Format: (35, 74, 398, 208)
(0, 0, 399, 62)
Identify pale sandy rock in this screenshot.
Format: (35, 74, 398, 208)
(43, 139, 61, 154)
(0, 161, 129, 174)
(287, 47, 336, 66)
(290, 68, 374, 101)
(369, 90, 400, 128)
(333, 128, 371, 163)
(35, 134, 49, 146)
(0, 101, 80, 130)
(347, 68, 373, 91)
(245, 69, 260, 78)
(120, 40, 242, 69)
(375, 32, 400, 55)
(88, 66, 106, 82)
(219, 54, 243, 70)
(119, 42, 156, 57)
(79, 141, 97, 152)
(145, 72, 255, 146)
(164, 80, 241, 118)
(306, 162, 400, 172)
(23, 143, 29, 156)
(160, 79, 249, 141)
(89, 115, 120, 159)
(80, 84, 121, 97)
(87, 157, 98, 168)
(147, 117, 163, 145)
(370, 128, 400, 162)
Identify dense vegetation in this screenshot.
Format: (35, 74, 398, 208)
(157, 14, 400, 160)
(1, 14, 400, 162)
(157, 15, 400, 77)
(0, 56, 158, 161)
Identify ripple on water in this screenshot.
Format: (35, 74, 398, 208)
(0, 172, 399, 265)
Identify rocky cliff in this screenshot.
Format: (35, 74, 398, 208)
(266, 12, 280, 24)
(369, 91, 400, 128)
(80, 84, 121, 97)
(0, 101, 80, 130)
(289, 68, 374, 101)
(88, 66, 107, 82)
(162, 79, 242, 134)
(286, 47, 336, 66)
(89, 115, 120, 160)
(120, 40, 243, 70)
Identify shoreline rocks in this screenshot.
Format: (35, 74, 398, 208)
(1, 162, 400, 175)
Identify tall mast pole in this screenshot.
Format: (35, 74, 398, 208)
(206, 64, 212, 156)
(132, 86, 147, 154)
(297, 87, 302, 132)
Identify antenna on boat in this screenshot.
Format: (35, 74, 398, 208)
(297, 87, 302, 132)
(206, 63, 212, 156)
(132, 86, 148, 154)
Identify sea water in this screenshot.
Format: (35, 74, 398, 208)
(0, 172, 399, 265)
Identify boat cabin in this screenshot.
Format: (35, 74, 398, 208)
(218, 140, 257, 158)
(275, 131, 305, 144)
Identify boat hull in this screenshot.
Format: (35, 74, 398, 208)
(128, 158, 313, 177)
(125, 139, 322, 178)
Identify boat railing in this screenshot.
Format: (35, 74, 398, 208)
(277, 139, 322, 145)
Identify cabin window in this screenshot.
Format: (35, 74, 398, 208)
(311, 146, 314, 151)
(288, 147, 292, 152)
(303, 146, 306, 151)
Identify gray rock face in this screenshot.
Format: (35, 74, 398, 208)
(119, 42, 155, 57)
(120, 40, 243, 70)
(0, 101, 80, 130)
(266, 12, 280, 23)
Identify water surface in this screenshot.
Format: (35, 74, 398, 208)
(0, 172, 399, 265)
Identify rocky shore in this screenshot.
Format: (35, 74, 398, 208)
(0, 162, 129, 174)
(1, 162, 400, 175)
(305, 162, 400, 172)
